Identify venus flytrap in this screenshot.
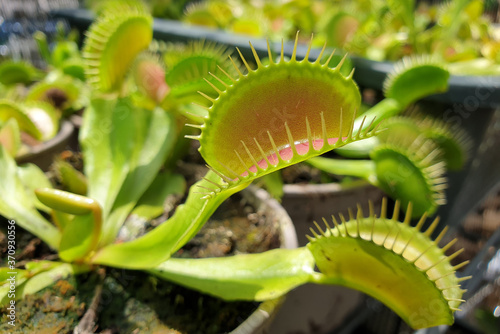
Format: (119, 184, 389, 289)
(0, 119, 20, 157)
(304, 110, 471, 217)
(358, 57, 449, 128)
(91, 34, 376, 268)
(163, 39, 241, 112)
(0, 4, 469, 330)
(0, 28, 87, 160)
(336, 56, 450, 158)
(29, 30, 90, 116)
(0, 60, 42, 87)
(307, 134, 448, 218)
(0, 1, 182, 302)
(0, 98, 62, 159)
(375, 113, 472, 171)
(150, 198, 468, 329)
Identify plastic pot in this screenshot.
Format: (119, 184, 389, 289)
(15, 119, 74, 171)
(266, 181, 384, 334)
(231, 186, 298, 334)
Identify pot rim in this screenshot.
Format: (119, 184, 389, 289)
(15, 119, 74, 166)
(349, 55, 500, 108)
(282, 179, 372, 197)
(230, 186, 297, 334)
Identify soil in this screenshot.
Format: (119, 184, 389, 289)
(0, 152, 282, 333)
(280, 146, 370, 186)
(281, 163, 335, 185)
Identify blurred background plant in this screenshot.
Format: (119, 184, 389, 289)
(0, 24, 87, 163)
(83, 0, 499, 76)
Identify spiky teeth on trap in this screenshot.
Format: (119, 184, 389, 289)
(82, 5, 153, 93)
(307, 198, 469, 329)
(191, 35, 380, 196)
(371, 135, 448, 217)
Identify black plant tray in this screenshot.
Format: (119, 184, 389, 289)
(52, 8, 327, 64)
(53, 9, 500, 108)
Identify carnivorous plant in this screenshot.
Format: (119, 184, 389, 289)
(304, 58, 470, 217)
(0, 26, 88, 160)
(0, 3, 468, 330)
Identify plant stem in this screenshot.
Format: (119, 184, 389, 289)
(35, 188, 102, 260)
(333, 136, 379, 158)
(306, 156, 378, 185)
(354, 98, 402, 133)
(33, 32, 51, 65)
(92, 170, 251, 269)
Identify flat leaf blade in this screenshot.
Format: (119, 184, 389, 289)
(99, 107, 177, 245)
(149, 248, 316, 301)
(0, 146, 59, 249)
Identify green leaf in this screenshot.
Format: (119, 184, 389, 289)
(59, 213, 95, 262)
(99, 105, 177, 245)
(0, 261, 59, 286)
(0, 146, 60, 249)
(0, 268, 28, 287)
(0, 118, 20, 157)
(384, 61, 450, 108)
(354, 98, 402, 133)
(131, 172, 186, 220)
(149, 248, 316, 301)
(259, 171, 284, 200)
(24, 260, 62, 272)
(80, 96, 177, 246)
(0, 100, 42, 140)
(35, 188, 98, 216)
(17, 163, 54, 213)
(33, 31, 52, 65)
(35, 189, 102, 261)
(306, 156, 377, 183)
(334, 136, 379, 158)
(52, 210, 74, 231)
(92, 170, 251, 269)
(387, 0, 415, 34)
(176, 103, 208, 123)
(79, 96, 135, 219)
(52, 159, 88, 195)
